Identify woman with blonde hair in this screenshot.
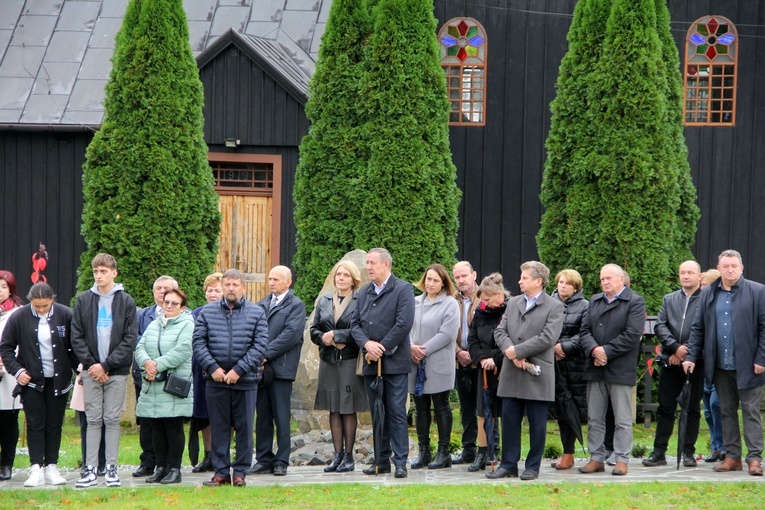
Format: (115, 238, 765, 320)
(409, 263, 460, 470)
(311, 260, 368, 473)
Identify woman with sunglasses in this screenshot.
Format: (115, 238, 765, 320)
(135, 288, 194, 484)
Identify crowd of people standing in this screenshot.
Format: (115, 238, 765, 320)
(0, 247, 763, 487)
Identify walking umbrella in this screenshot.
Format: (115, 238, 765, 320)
(369, 358, 386, 474)
(482, 369, 498, 473)
(676, 371, 692, 470)
(554, 363, 585, 452)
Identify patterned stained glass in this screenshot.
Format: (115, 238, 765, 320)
(683, 16, 738, 126)
(439, 18, 487, 126)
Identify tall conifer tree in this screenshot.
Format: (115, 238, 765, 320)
(78, 0, 220, 306)
(356, 0, 460, 282)
(293, 0, 371, 308)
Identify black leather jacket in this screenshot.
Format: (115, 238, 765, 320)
(655, 287, 701, 356)
(310, 292, 359, 364)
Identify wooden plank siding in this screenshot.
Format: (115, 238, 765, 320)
(0, 131, 91, 304)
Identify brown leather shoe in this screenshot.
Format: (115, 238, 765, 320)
(554, 454, 575, 470)
(612, 462, 628, 476)
(578, 460, 605, 474)
(713, 458, 743, 472)
(748, 460, 764, 476)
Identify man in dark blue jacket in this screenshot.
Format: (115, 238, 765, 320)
(193, 269, 268, 487)
(684, 250, 765, 476)
(248, 266, 306, 476)
(351, 248, 415, 479)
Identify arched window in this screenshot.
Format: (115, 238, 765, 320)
(438, 18, 487, 126)
(683, 15, 738, 126)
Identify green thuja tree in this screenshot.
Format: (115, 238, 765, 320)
(578, 0, 688, 312)
(538, 0, 612, 279)
(77, 0, 220, 307)
(356, 0, 460, 282)
(654, 0, 699, 263)
(293, 0, 371, 309)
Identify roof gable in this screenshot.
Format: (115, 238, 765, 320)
(0, 0, 326, 128)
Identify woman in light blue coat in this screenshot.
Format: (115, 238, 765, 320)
(408, 264, 459, 470)
(136, 288, 194, 485)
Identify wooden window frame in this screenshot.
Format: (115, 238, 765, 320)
(439, 18, 487, 127)
(208, 152, 282, 269)
(683, 16, 738, 126)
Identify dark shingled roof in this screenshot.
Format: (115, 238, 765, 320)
(0, 0, 327, 128)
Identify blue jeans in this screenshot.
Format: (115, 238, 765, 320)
(702, 382, 724, 452)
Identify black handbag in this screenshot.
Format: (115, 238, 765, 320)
(155, 329, 191, 398)
(163, 373, 191, 398)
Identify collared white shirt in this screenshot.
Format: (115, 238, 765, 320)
(524, 290, 543, 311)
(373, 274, 392, 295)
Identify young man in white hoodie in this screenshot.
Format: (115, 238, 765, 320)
(71, 253, 137, 488)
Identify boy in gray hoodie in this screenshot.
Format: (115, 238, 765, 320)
(71, 253, 137, 488)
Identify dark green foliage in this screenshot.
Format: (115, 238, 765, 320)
(77, 0, 221, 307)
(538, 0, 698, 313)
(355, 0, 460, 283)
(294, 0, 460, 306)
(293, 0, 371, 308)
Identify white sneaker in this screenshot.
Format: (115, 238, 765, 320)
(44, 464, 66, 485)
(75, 466, 98, 488)
(24, 464, 45, 487)
(104, 464, 120, 487)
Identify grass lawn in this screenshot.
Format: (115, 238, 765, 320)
(1, 482, 762, 509)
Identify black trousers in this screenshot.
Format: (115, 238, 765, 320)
(207, 385, 256, 478)
(22, 379, 67, 466)
(500, 397, 548, 473)
(0, 409, 19, 467)
(149, 417, 185, 469)
(256, 379, 293, 468)
(77, 411, 106, 469)
(653, 361, 703, 455)
(135, 384, 156, 469)
(364, 373, 410, 467)
(455, 365, 478, 453)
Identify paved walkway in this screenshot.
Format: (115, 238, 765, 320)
(1, 458, 763, 489)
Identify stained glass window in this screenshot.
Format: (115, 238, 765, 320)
(683, 16, 738, 125)
(439, 18, 487, 126)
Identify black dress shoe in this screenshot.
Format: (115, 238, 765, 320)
(336, 453, 355, 473)
(520, 469, 539, 480)
(641, 452, 667, 467)
(485, 467, 519, 479)
(704, 451, 724, 463)
(160, 468, 182, 484)
(132, 465, 155, 477)
(192, 454, 213, 473)
(683, 453, 697, 467)
(0, 466, 11, 481)
(452, 451, 476, 465)
(145, 467, 167, 483)
(394, 466, 407, 478)
(246, 463, 273, 475)
(273, 464, 287, 476)
(362, 464, 391, 475)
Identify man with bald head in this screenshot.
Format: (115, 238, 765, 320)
(579, 263, 646, 476)
(643, 261, 703, 468)
(249, 266, 306, 476)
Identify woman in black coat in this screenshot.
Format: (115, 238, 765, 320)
(310, 260, 368, 473)
(466, 273, 507, 472)
(550, 269, 589, 470)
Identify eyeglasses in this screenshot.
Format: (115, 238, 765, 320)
(163, 300, 181, 307)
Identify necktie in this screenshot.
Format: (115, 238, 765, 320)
(271, 296, 278, 309)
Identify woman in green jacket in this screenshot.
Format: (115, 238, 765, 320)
(135, 288, 194, 484)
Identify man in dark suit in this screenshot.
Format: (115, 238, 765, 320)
(248, 266, 306, 476)
(351, 248, 415, 479)
(684, 249, 765, 476)
(578, 263, 645, 477)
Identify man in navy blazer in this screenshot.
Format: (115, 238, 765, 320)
(248, 266, 306, 477)
(351, 248, 415, 479)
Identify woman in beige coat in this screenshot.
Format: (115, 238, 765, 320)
(487, 261, 563, 481)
